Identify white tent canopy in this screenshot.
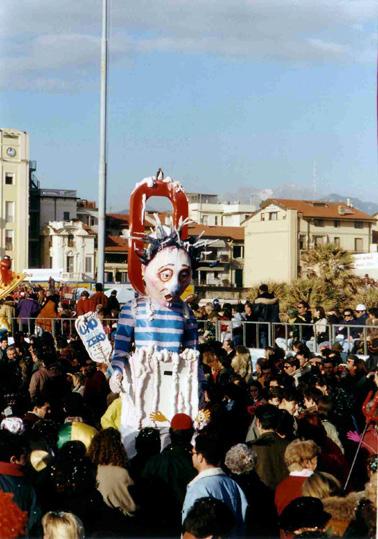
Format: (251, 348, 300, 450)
(23, 268, 65, 282)
(104, 284, 135, 304)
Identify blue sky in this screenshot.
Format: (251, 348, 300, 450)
(0, 1, 377, 209)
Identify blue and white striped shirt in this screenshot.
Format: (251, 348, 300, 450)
(112, 297, 198, 372)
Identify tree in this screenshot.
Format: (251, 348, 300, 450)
(247, 244, 374, 316)
(300, 243, 359, 306)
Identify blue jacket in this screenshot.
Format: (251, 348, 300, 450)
(182, 467, 248, 530)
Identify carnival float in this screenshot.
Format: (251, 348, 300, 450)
(77, 171, 207, 453)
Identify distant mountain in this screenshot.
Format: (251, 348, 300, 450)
(221, 185, 378, 216)
(321, 194, 378, 216)
(115, 185, 378, 216)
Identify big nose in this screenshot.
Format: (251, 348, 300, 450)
(167, 278, 181, 297)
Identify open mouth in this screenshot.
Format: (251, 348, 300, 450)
(164, 293, 173, 303)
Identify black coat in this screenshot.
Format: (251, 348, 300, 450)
(253, 293, 280, 323)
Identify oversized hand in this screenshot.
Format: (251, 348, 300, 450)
(346, 431, 361, 443)
(150, 411, 169, 423)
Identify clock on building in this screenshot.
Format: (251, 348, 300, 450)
(6, 147, 16, 158)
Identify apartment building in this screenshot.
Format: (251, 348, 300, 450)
(244, 198, 374, 286)
(187, 192, 256, 226)
(0, 128, 29, 272)
(189, 224, 244, 289)
(41, 220, 96, 281)
(39, 188, 78, 229)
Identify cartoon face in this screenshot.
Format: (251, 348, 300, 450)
(143, 246, 192, 307)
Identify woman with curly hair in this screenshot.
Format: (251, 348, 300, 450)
(88, 428, 136, 516)
(225, 443, 278, 537)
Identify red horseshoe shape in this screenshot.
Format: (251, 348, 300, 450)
(128, 176, 189, 295)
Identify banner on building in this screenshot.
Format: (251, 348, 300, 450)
(75, 312, 112, 364)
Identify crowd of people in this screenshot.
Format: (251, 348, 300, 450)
(0, 284, 376, 538)
(1, 282, 377, 358)
(192, 291, 378, 360)
(0, 283, 121, 337)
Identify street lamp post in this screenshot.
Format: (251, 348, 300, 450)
(97, 0, 108, 284)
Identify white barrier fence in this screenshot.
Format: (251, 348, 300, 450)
(3, 318, 375, 355)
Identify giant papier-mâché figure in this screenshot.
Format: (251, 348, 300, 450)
(110, 173, 207, 450)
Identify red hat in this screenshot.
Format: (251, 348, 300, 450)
(170, 413, 193, 431)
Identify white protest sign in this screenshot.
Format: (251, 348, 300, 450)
(75, 312, 112, 364)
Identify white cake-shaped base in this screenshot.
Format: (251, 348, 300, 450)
(119, 346, 199, 454)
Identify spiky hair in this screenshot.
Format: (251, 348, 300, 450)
(131, 214, 211, 269)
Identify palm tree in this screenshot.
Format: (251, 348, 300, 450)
(300, 243, 358, 294)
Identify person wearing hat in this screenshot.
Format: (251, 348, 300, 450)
(139, 413, 196, 536)
(355, 304, 368, 324)
(279, 496, 331, 538)
(349, 303, 368, 345)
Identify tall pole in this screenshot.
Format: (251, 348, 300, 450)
(97, 0, 108, 284)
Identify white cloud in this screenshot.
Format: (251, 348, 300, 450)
(0, 0, 376, 91)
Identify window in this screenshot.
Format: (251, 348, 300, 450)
(199, 271, 206, 285)
(5, 173, 14, 185)
(234, 269, 243, 288)
(334, 237, 340, 247)
(260, 213, 265, 221)
(354, 221, 364, 229)
(67, 234, 74, 247)
(313, 235, 325, 247)
(66, 256, 74, 273)
(63, 212, 70, 220)
(314, 219, 324, 227)
(214, 216, 218, 225)
(5, 230, 14, 250)
(85, 256, 92, 273)
(334, 220, 340, 228)
(233, 245, 244, 258)
(201, 215, 208, 225)
(115, 272, 122, 282)
(269, 212, 278, 221)
(299, 235, 306, 250)
(354, 238, 363, 252)
(5, 201, 15, 223)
